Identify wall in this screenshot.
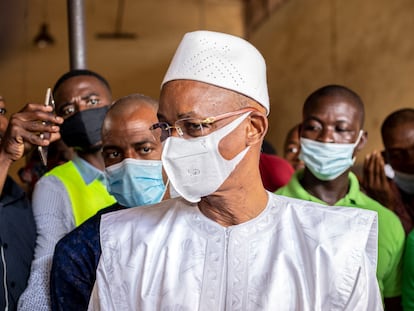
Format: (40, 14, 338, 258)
(1, 0, 414, 181)
(251, 0, 414, 162)
(0, 0, 244, 181)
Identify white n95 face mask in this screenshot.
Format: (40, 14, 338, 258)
(299, 131, 363, 181)
(161, 112, 251, 203)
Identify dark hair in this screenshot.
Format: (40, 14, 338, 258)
(303, 84, 365, 127)
(381, 108, 414, 139)
(52, 69, 111, 96)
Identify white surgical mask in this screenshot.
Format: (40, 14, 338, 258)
(161, 112, 251, 203)
(384, 163, 395, 179)
(299, 131, 363, 181)
(105, 158, 166, 207)
(393, 170, 414, 194)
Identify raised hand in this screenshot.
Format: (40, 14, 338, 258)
(0, 102, 63, 163)
(362, 150, 394, 210)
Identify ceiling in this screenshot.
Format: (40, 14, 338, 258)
(3, 0, 412, 180)
(0, 0, 285, 107)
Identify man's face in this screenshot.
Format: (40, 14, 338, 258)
(283, 126, 304, 170)
(158, 80, 247, 160)
(0, 97, 8, 140)
(383, 121, 414, 174)
(301, 95, 364, 149)
(54, 75, 111, 119)
(101, 103, 162, 167)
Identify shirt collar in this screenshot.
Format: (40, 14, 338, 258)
(72, 155, 105, 185)
(291, 169, 359, 206)
(0, 176, 26, 206)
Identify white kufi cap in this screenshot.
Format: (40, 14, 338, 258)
(162, 30, 270, 114)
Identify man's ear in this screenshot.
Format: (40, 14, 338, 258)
(246, 111, 268, 146)
(355, 130, 368, 152)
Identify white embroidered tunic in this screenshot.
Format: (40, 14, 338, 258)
(89, 193, 383, 311)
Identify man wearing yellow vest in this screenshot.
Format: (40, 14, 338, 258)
(18, 70, 116, 310)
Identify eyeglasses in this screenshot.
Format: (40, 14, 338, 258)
(150, 107, 257, 141)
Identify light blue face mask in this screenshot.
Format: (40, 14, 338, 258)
(105, 158, 166, 207)
(299, 131, 363, 181)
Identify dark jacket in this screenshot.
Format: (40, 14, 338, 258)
(0, 176, 36, 311)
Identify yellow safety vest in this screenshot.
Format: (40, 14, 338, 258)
(45, 161, 116, 226)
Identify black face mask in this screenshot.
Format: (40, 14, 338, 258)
(60, 106, 109, 153)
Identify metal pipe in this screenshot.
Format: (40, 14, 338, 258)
(67, 0, 87, 69)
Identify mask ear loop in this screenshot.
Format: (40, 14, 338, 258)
(352, 130, 364, 163)
(161, 178, 170, 200)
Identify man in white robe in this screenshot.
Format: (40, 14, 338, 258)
(88, 30, 383, 311)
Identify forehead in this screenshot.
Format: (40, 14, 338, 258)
(383, 121, 414, 148)
(159, 80, 241, 119)
(103, 104, 157, 136)
(286, 128, 300, 142)
(303, 95, 360, 123)
(54, 76, 109, 106)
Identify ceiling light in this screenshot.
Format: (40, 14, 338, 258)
(33, 23, 55, 48)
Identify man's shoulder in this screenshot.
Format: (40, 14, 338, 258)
(33, 173, 66, 194)
(270, 193, 378, 249)
(275, 171, 302, 196)
(100, 198, 188, 234)
(57, 204, 123, 246)
(269, 193, 378, 275)
(407, 230, 414, 246)
(354, 190, 403, 226)
(1, 176, 27, 205)
(45, 160, 76, 176)
(272, 192, 378, 220)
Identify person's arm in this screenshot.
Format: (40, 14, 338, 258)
(403, 231, 414, 311)
(17, 175, 74, 311)
(0, 103, 62, 193)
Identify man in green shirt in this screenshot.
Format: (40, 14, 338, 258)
(403, 230, 414, 310)
(276, 84, 405, 310)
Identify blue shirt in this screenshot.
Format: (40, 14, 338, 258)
(50, 204, 123, 311)
(72, 155, 106, 185)
(0, 177, 36, 311)
(18, 156, 111, 311)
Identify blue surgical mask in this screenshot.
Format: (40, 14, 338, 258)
(393, 170, 414, 194)
(299, 131, 363, 181)
(105, 158, 166, 207)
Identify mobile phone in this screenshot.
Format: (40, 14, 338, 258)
(38, 88, 55, 166)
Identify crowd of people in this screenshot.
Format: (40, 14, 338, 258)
(0, 30, 413, 311)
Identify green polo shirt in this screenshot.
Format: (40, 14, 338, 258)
(276, 170, 405, 300)
(403, 230, 414, 310)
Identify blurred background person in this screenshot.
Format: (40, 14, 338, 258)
(283, 123, 304, 171)
(276, 84, 405, 310)
(259, 139, 294, 192)
(50, 93, 169, 311)
(363, 108, 414, 234)
(0, 96, 62, 311)
(18, 70, 116, 310)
